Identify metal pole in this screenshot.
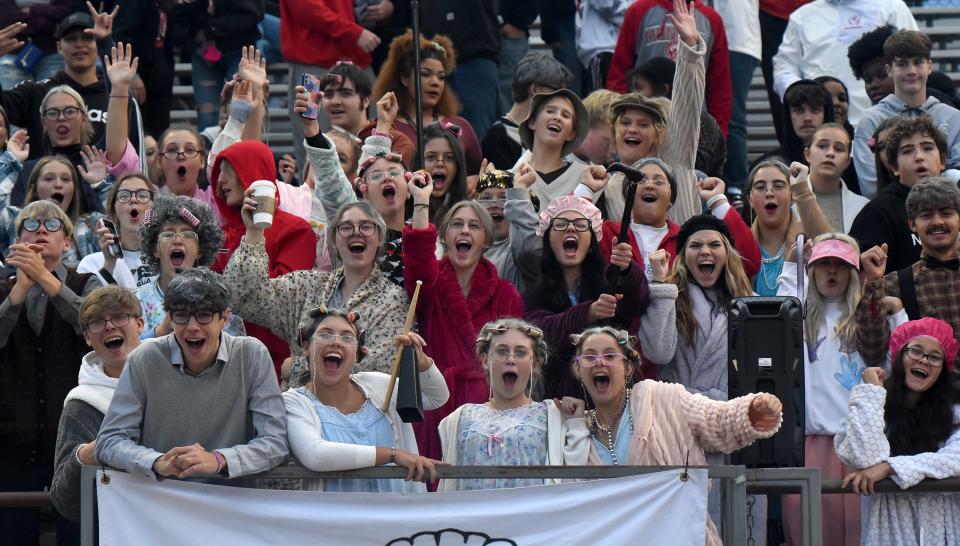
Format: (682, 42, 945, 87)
(411, 0, 424, 170)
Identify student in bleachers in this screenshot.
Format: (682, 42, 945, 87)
(420, 122, 470, 220)
(483, 53, 573, 171)
(0, 201, 100, 543)
(801, 123, 868, 233)
(51, 286, 143, 528)
(304, 91, 410, 286)
(773, 0, 918, 126)
(869, 117, 901, 194)
(155, 126, 211, 209)
(814, 76, 854, 137)
(778, 234, 906, 546)
(850, 117, 947, 274)
(847, 25, 897, 107)
(853, 30, 960, 198)
(76, 173, 156, 288)
(96, 268, 289, 481)
(855, 177, 960, 364)
(0, 128, 27, 256)
(627, 57, 726, 180)
(514, 88, 591, 207)
(601, 0, 706, 225)
(402, 176, 523, 463)
(639, 214, 754, 401)
(835, 318, 960, 546)
(374, 31, 483, 177)
(745, 161, 801, 297)
(525, 195, 649, 399)
(134, 192, 243, 340)
(224, 199, 409, 380)
(475, 167, 541, 295)
(574, 89, 619, 167)
(573, 325, 782, 546)
(283, 307, 447, 492)
(438, 318, 589, 491)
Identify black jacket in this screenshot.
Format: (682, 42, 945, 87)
(170, 0, 263, 53)
(0, 68, 142, 163)
(848, 181, 922, 274)
(400, 0, 499, 62)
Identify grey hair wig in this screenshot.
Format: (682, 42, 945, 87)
(906, 177, 960, 220)
(326, 201, 387, 267)
(511, 53, 573, 104)
(437, 200, 495, 252)
(163, 267, 231, 313)
(139, 192, 222, 270)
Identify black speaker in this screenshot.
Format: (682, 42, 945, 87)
(395, 346, 423, 423)
(728, 296, 804, 468)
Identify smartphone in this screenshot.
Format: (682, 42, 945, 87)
(300, 74, 321, 120)
(100, 219, 123, 259)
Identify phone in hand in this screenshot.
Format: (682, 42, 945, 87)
(100, 219, 123, 259)
(300, 74, 322, 120)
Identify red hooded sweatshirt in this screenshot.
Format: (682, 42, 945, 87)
(211, 140, 318, 379)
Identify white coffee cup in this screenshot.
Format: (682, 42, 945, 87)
(248, 180, 277, 229)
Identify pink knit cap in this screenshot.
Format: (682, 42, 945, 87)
(889, 317, 957, 369)
(536, 195, 603, 241)
(807, 239, 860, 270)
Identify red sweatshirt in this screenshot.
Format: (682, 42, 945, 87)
(280, 0, 371, 68)
(211, 141, 318, 379)
(606, 0, 732, 137)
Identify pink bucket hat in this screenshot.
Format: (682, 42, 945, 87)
(807, 239, 860, 270)
(536, 195, 603, 241)
(889, 317, 957, 369)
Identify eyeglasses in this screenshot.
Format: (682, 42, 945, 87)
(576, 353, 626, 367)
(367, 168, 404, 183)
(751, 181, 789, 194)
(169, 310, 219, 325)
(447, 219, 483, 232)
(424, 153, 456, 164)
(116, 189, 154, 204)
(313, 332, 359, 345)
(491, 348, 532, 363)
(477, 198, 506, 208)
(638, 177, 669, 188)
(42, 107, 81, 121)
(158, 231, 198, 242)
(550, 218, 591, 232)
(20, 218, 64, 233)
(86, 314, 137, 333)
(160, 149, 201, 160)
(336, 222, 377, 238)
(905, 346, 946, 367)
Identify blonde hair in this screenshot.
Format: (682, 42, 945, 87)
(804, 233, 862, 350)
(41, 85, 94, 145)
(24, 155, 82, 221)
(475, 318, 549, 399)
(15, 200, 75, 238)
(582, 89, 620, 127)
(668, 234, 753, 343)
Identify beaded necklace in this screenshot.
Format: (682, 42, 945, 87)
(590, 391, 635, 465)
(759, 241, 786, 293)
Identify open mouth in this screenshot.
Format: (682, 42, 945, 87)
(170, 248, 186, 267)
(915, 167, 930, 177)
(764, 202, 778, 213)
(910, 366, 929, 379)
(176, 165, 188, 178)
(502, 371, 518, 389)
(546, 123, 562, 135)
(640, 193, 658, 203)
(49, 192, 65, 205)
(381, 184, 397, 200)
(104, 336, 124, 350)
(329, 108, 345, 116)
(591, 370, 610, 392)
(348, 241, 366, 255)
(431, 171, 447, 189)
(130, 209, 140, 221)
(454, 239, 472, 256)
(698, 261, 716, 275)
(623, 136, 642, 147)
(562, 235, 579, 256)
(927, 226, 949, 238)
(490, 210, 505, 222)
(55, 126, 70, 137)
(185, 337, 205, 350)
(322, 351, 343, 371)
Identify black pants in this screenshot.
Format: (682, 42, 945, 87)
(760, 10, 789, 145)
(138, 48, 175, 138)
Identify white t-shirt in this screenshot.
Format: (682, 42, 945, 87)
(712, 0, 761, 60)
(629, 222, 669, 280)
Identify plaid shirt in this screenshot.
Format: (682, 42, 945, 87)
(855, 259, 960, 365)
(0, 151, 22, 259)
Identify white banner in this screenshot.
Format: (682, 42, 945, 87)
(97, 469, 708, 545)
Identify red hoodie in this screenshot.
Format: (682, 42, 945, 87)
(211, 140, 318, 378)
(606, 0, 732, 137)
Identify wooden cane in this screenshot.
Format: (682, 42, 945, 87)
(381, 280, 423, 412)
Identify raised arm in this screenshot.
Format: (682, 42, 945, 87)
(103, 43, 137, 164)
(236, 46, 267, 142)
(853, 245, 895, 365)
(834, 381, 891, 469)
(682, 387, 782, 454)
(505, 168, 542, 284)
(402, 175, 441, 298)
(636, 255, 679, 365)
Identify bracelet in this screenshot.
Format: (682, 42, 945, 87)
(212, 450, 225, 474)
(371, 128, 391, 137)
(706, 194, 728, 209)
(389, 447, 397, 465)
(110, 95, 129, 98)
(413, 203, 429, 209)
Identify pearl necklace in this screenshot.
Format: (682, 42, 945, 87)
(759, 241, 786, 292)
(590, 393, 635, 465)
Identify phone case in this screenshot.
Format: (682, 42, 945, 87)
(101, 220, 124, 259)
(300, 74, 321, 120)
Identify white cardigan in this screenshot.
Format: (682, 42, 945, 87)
(436, 400, 590, 492)
(283, 367, 449, 492)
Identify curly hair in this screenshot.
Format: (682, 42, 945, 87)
(906, 176, 960, 220)
(848, 25, 895, 80)
(138, 192, 222, 270)
(885, 115, 947, 172)
(569, 326, 641, 368)
(295, 306, 368, 386)
(374, 30, 460, 118)
(884, 346, 960, 456)
(476, 318, 549, 370)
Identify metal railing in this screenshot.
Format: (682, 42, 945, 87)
(79, 464, 823, 546)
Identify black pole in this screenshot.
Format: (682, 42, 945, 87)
(411, 0, 423, 170)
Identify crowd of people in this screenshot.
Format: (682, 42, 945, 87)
(1, 0, 959, 545)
